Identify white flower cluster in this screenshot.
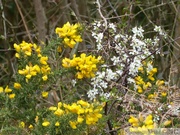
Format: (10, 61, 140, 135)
(88, 21, 166, 100)
(132, 26, 144, 38)
(87, 67, 118, 100)
(154, 25, 167, 38)
(91, 21, 117, 51)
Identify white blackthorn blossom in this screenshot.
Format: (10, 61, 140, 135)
(109, 23, 116, 32)
(116, 70, 123, 76)
(97, 43, 103, 50)
(91, 32, 104, 51)
(132, 26, 144, 38)
(129, 57, 142, 76)
(92, 21, 101, 30)
(89, 22, 163, 100)
(100, 92, 111, 100)
(154, 25, 167, 38)
(114, 34, 120, 41)
(106, 69, 117, 81)
(96, 33, 103, 43)
(71, 79, 77, 87)
(87, 68, 118, 100)
(111, 56, 120, 65)
(87, 88, 98, 100)
(127, 77, 135, 84)
(99, 81, 108, 89)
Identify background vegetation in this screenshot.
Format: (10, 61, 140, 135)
(0, 0, 179, 135)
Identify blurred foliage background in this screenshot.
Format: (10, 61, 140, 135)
(0, 0, 179, 89)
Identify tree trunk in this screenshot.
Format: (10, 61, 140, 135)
(33, 0, 47, 45)
(169, 5, 180, 87)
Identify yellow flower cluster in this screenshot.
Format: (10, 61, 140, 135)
(19, 121, 25, 128)
(147, 80, 166, 100)
(19, 121, 34, 130)
(135, 61, 158, 93)
(0, 85, 15, 99)
(147, 68, 157, 81)
(47, 100, 104, 129)
(14, 41, 41, 58)
(156, 80, 168, 98)
(55, 22, 83, 48)
(135, 76, 152, 93)
(14, 41, 51, 82)
(129, 114, 155, 135)
(18, 64, 40, 80)
(62, 53, 102, 79)
(135, 61, 168, 101)
(0, 82, 23, 99)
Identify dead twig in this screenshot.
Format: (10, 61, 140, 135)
(14, 0, 33, 43)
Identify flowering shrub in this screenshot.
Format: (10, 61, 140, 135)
(62, 53, 102, 79)
(86, 21, 162, 101)
(55, 22, 83, 48)
(0, 19, 179, 135)
(18, 100, 104, 135)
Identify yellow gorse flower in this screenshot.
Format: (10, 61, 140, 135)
(35, 116, 39, 123)
(18, 64, 40, 80)
(48, 100, 103, 129)
(14, 82, 21, 89)
(69, 121, 77, 129)
(9, 93, 15, 99)
(156, 80, 164, 86)
(77, 116, 84, 123)
(29, 124, 33, 129)
(42, 121, 50, 127)
(4, 86, 12, 93)
(148, 93, 157, 99)
(42, 91, 48, 98)
(14, 41, 43, 58)
(0, 87, 3, 93)
(19, 121, 25, 128)
(18, 62, 50, 82)
(147, 68, 157, 81)
(55, 22, 82, 48)
(144, 114, 153, 126)
(129, 115, 139, 127)
(129, 114, 155, 134)
(55, 122, 60, 127)
(14, 41, 51, 82)
(62, 53, 102, 79)
(161, 92, 167, 97)
(0, 86, 15, 99)
(40, 56, 48, 65)
(14, 41, 34, 58)
(135, 75, 152, 93)
(49, 106, 57, 111)
(134, 61, 163, 96)
(54, 108, 64, 116)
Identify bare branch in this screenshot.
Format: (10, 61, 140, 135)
(14, 0, 33, 43)
(96, 0, 107, 30)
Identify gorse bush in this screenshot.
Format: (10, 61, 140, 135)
(0, 20, 179, 135)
